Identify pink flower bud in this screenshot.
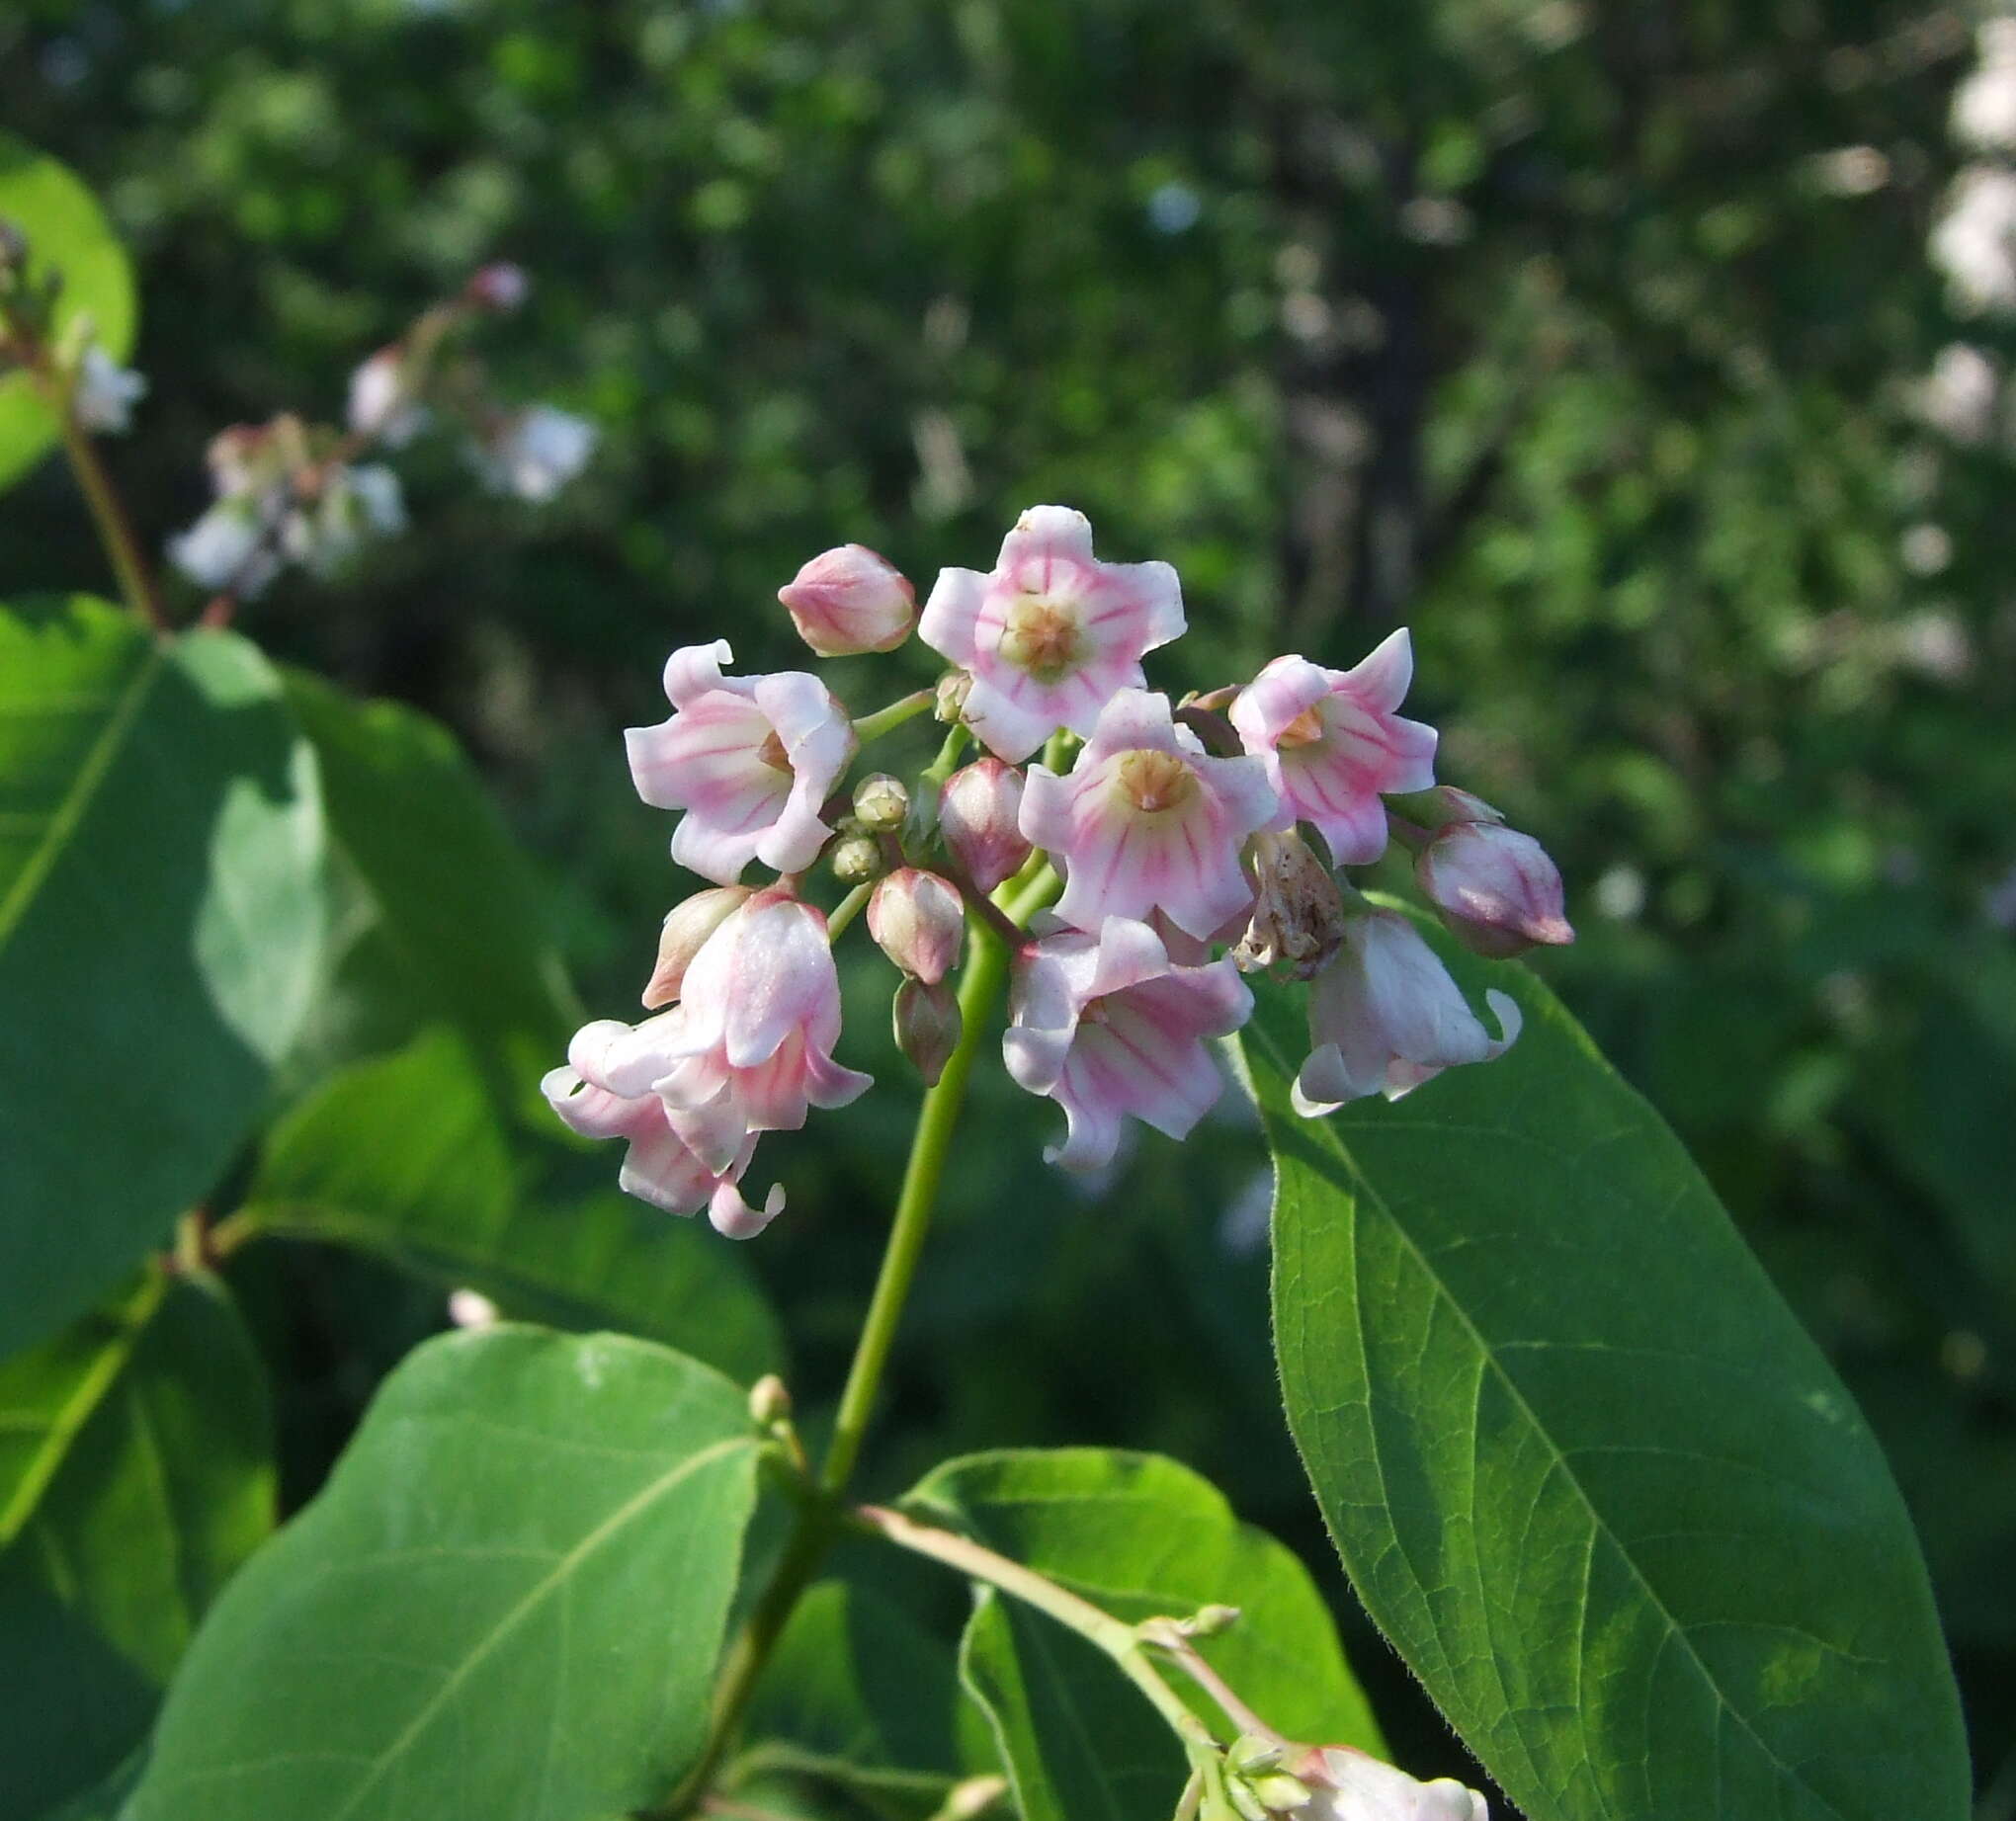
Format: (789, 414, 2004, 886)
(779, 544, 917, 657)
(642, 885, 753, 1008)
(868, 869, 965, 984)
(467, 261, 530, 311)
(940, 758, 1031, 891)
(1415, 822, 1573, 958)
(894, 976, 963, 1085)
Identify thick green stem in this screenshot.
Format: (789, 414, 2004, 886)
(853, 689, 936, 745)
(56, 407, 167, 632)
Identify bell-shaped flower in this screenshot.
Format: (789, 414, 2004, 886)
(588, 890, 872, 1173)
(868, 869, 965, 984)
(940, 757, 1031, 891)
(1230, 631, 1437, 866)
(1293, 909, 1520, 1115)
(1415, 822, 1573, 959)
(543, 1022, 784, 1238)
(918, 505, 1185, 761)
(627, 640, 858, 884)
(779, 544, 917, 656)
(1021, 689, 1276, 941)
(1302, 1748, 1489, 1821)
(1004, 916, 1253, 1171)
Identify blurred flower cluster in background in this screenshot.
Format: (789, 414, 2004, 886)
(6, 0, 2016, 1800)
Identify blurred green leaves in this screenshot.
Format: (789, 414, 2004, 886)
(1245, 940, 1972, 1821)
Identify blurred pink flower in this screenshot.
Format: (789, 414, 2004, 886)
(918, 505, 1184, 761)
(1021, 689, 1275, 941)
(1294, 909, 1519, 1114)
(627, 640, 857, 884)
(1004, 916, 1252, 1171)
(1231, 631, 1437, 866)
(779, 544, 917, 656)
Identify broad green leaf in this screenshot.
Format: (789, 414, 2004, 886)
(278, 669, 576, 1091)
(1242, 943, 1971, 1821)
(738, 1579, 969, 1819)
(0, 1276, 271, 1821)
(0, 136, 137, 494)
(128, 1326, 760, 1821)
(905, 1449, 1382, 1821)
(0, 599, 324, 1359)
(232, 1028, 783, 1382)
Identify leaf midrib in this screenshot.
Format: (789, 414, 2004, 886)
(1247, 1014, 1854, 1821)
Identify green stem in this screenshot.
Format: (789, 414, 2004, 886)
(825, 880, 873, 943)
(55, 403, 167, 632)
(853, 1502, 1224, 1760)
(853, 690, 935, 745)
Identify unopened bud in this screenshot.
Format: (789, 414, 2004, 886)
(935, 669, 972, 723)
(831, 834, 885, 885)
(1228, 1736, 1285, 1776)
(1246, 1773, 1313, 1814)
(748, 1373, 793, 1427)
(853, 773, 910, 833)
(779, 544, 916, 657)
(1235, 831, 1346, 980)
(940, 757, 1031, 891)
(894, 976, 963, 1085)
(466, 261, 530, 311)
(1186, 1603, 1242, 1638)
(642, 885, 752, 1008)
(1386, 785, 1504, 830)
(1416, 822, 1573, 959)
(869, 868, 965, 984)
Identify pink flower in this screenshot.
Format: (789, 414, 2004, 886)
(1004, 916, 1253, 1171)
(627, 640, 858, 885)
(779, 544, 917, 656)
(868, 869, 966, 984)
(1230, 631, 1438, 866)
(1021, 690, 1277, 941)
(585, 890, 872, 1174)
(940, 757, 1031, 891)
(1303, 1748, 1489, 1821)
(1415, 822, 1573, 958)
(918, 506, 1185, 761)
(1293, 909, 1520, 1114)
(542, 1022, 783, 1238)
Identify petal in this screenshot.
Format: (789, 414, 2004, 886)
(1342, 625, 1415, 713)
(1304, 791, 1392, 869)
(1017, 762, 1073, 855)
(662, 1079, 752, 1176)
(670, 813, 768, 887)
(962, 672, 1059, 763)
(803, 1045, 874, 1110)
(1079, 688, 1180, 765)
(998, 504, 1097, 575)
(753, 790, 837, 875)
(1003, 1023, 1074, 1094)
(1229, 655, 1330, 750)
(617, 1119, 716, 1214)
(710, 1178, 786, 1239)
(723, 900, 836, 1068)
(917, 566, 987, 665)
(661, 639, 738, 706)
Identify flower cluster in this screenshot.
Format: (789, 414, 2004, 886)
(167, 261, 596, 602)
(549, 506, 1571, 1231)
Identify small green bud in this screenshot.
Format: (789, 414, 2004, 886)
(748, 1373, 793, 1427)
(1227, 1735, 1282, 1776)
(1246, 1773, 1312, 1813)
(830, 833, 885, 885)
(1186, 1603, 1242, 1638)
(935, 668, 972, 723)
(853, 772, 910, 832)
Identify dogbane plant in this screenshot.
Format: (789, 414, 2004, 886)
(0, 133, 1973, 1821)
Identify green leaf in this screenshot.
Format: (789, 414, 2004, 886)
(0, 1276, 271, 1821)
(1242, 942, 1971, 1821)
(0, 599, 325, 1359)
(904, 1449, 1382, 1821)
(232, 1027, 784, 1383)
(0, 136, 137, 494)
(128, 1326, 760, 1821)
(278, 669, 575, 1090)
(740, 1579, 971, 1819)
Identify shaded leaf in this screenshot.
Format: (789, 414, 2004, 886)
(1243, 938, 1970, 1821)
(0, 136, 136, 493)
(0, 1277, 270, 1821)
(906, 1448, 1381, 1821)
(232, 1027, 782, 1383)
(0, 599, 324, 1359)
(128, 1326, 760, 1821)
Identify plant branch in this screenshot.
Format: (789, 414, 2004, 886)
(853, 689, 936, 745)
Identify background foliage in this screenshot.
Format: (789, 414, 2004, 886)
(2, 0, 2013, 1812)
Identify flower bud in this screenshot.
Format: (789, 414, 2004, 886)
(831, 834, 885, 885)
(642, 885, 753, 1008)
(869, 868, 965, 984)
(853, 772, 910, 833)
(778, 544, 916, 657)
(1295, 1747, 1489, 1820)
(934, 668, 972, 723)
(1386, 785, 1504, 829)
(748, 1373, 793, 1427)
(1235, 831, 1346, 980)
(940, 757, 1031, 892)
(894, 975, 963, 1085)
(1415, 822, 1573, 959)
